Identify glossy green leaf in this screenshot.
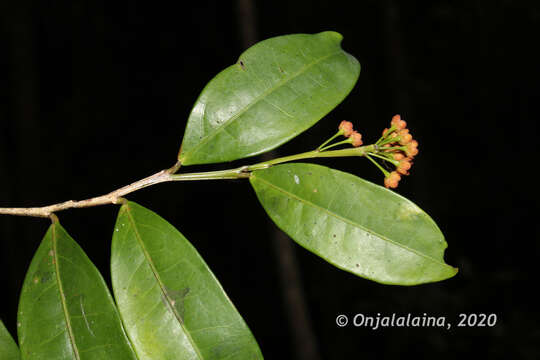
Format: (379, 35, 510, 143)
(0, 319, 20, 360)
(111, 201, 262, 359)
(179, 31, 360, 165)
(17, 222, 136, 359)
(250, 163, 458, 285)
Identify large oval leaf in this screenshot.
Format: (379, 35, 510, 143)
(0, 319, 20, 360)
(111, 201, 262, 359)
(178, 31, 360, 165)
(250, 163, 458, 285)
(17, 222, 136, 359)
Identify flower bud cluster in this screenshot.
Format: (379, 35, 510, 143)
(379, 115, 419, 189)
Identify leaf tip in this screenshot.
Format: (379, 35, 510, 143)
(317, 30, 343, 44)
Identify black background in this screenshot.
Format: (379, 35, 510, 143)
(1, 1, 539, 359)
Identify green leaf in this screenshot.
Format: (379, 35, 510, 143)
(250, 163, 458, 285)
(111, 201, 263, 359)
(0, 319, 20, 360)
(17, 222, 136, 359)
(179, 31, 360, 165)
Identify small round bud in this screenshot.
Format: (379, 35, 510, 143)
(382, 128, 389, 136)
(390, 114, 407, 130)
(397, 159, 412, 175)
(399, 133, 413, 145)
(393, 152, 405, 161)
(384, 171, 401, 189)
(339, 120, 354, 137)
(350, 131, 363, 147)
(398, 128, 409, 135)
(405, 140, 419, 157)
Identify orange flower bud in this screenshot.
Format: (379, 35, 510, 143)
(397, 159, 412, 175)
(399, 133, 413, 145)
(350, 131, 363, 147)
(382, 128, 389, 136)
(384, 171, 401, 189)
(339, 120, 354, 137)
(390, 114, 407, 130)
(393, 152, 405, 161)
(405, 140, 419, 157)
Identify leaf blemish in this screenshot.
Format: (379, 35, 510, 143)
(239, 60, 246, 70)
(80, 295, 95, 337)
(164, 286, 190, 323)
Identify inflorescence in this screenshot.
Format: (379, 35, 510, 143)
(318, 114, 419, 189)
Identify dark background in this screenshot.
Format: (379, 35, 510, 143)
(1, 1, 538, 359)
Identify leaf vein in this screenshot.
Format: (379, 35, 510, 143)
(123, 204, 205, 360)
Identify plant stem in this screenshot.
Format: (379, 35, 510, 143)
(248, 145, 374, 171)
(0, 146, 375, 218)
(318, 139, 353, 152)
(366, 154, 389, 177)
(317, 131, 342, 150)
(170, 167, 251, 181)
(368, 152, 399, 166)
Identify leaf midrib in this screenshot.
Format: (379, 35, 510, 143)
(253, 175, 450, 268)
(52, 224, 81, 360)
(181, 49, 343, 162)
(123, 204, 205, 360)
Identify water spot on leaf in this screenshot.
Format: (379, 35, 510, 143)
(294, 175, 300, 184)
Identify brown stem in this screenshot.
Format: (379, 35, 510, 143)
(0, 161, 181, 218)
